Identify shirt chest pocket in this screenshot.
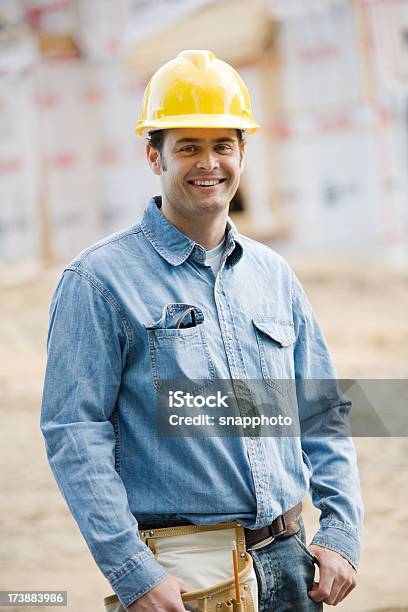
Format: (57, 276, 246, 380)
(252, 317, 296, 394)
(145, 303, 216, 393)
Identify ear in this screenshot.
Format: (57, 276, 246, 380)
(239, 144, 245, 172)
(146, 143, 162, 176)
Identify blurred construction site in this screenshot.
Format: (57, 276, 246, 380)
(1, 1, 408, 611)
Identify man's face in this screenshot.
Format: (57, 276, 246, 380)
(147, 128, 245, 216)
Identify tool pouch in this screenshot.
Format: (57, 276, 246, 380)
(104, 552, 255, 612)
(181, 551, 256, 611)
(104, 522, 258, 612)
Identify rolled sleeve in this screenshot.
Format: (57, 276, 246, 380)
(108, 549, 167, 608)
(311, 519, 361, 570)
(291, 270, 364, 568)
(40, 266, 166, 605)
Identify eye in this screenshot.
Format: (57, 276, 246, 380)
(215, 144, 233, 153)
(180, 145, 197, 153)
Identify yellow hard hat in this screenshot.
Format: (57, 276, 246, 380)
(135, 50, 259, 136)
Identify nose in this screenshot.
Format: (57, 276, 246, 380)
(195, 150, 220, 172)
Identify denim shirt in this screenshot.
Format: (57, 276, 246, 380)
(41, 196, 363, 608)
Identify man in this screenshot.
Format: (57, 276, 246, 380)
(41, 50, 363, 611)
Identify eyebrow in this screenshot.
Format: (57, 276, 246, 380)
(174, 137, 238, 145)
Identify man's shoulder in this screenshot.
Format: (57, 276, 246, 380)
(238, 232, 292, 273)
(66, 223, 144, 274)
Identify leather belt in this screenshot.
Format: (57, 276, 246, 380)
(244, 502, 302, 551)
(138, 502, 302, 552)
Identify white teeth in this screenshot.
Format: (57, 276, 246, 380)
(191, 179, 222, 186)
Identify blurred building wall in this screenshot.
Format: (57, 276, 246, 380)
(0, 0, 408, 267)
(270, 0, 408, 262)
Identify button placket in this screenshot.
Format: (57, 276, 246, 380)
(215, 280, 238, 373)
(214, 275, 270, 525)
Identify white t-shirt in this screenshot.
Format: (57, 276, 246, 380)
(205, 237, 226, 276)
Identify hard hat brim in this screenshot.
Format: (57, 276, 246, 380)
(135, 114, 260, 136)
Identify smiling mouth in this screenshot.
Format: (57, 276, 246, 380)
(187, 178, 227, 187)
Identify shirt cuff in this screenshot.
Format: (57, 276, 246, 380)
(107, 547, 168, 609)
(310, 518, 361, 570)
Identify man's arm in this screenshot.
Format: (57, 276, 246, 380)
(40, 266, 167, 609)
(291, 270, 364, 605)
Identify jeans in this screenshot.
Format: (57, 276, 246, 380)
(250, 518, 322, 612)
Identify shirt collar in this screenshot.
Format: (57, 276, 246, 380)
(140, 196, 243, 267)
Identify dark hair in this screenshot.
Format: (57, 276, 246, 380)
(147, 130, 167, 154)
(147, 128, 246, 154)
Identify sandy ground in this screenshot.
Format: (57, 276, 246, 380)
(0, 259, 408, 612)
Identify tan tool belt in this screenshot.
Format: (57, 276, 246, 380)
(104, 555, 253, 610)
(104, 522, 256, 611)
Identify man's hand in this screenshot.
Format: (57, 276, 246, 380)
(127, 575, 188, 611)
(307, 545, 357, 606)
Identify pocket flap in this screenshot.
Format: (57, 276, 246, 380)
(145, 303, 204, 330)
(252, 317, 295, 347)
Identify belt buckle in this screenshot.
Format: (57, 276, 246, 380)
(273, 513, 287, 537)
(247, 515, 287, 552)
